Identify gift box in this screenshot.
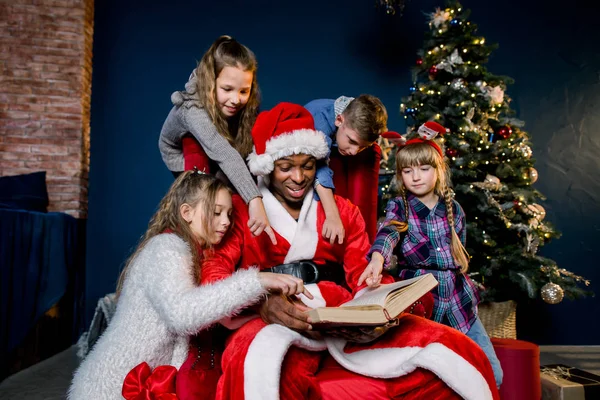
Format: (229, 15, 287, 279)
(541, 364, 600, 400)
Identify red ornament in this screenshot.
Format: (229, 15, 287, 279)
(428, 66, 438, 76)
(446, 148, 458, 158)
(497, 125, 513, 139)
(416, 58, 423, 65)
(513, 199, 520, 208)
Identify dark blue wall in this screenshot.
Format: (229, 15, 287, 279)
(87, 0, 599, 344)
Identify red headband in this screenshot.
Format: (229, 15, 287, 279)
(403, 138, 444, 158)
(398, 121, 447, 158)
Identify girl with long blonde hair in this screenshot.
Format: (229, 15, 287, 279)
(159, 35, 278, 245)
(359, 122, 503, 388)
(69, 171, 311, 400)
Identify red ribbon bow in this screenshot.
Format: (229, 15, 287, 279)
(122, 362, 178, 400)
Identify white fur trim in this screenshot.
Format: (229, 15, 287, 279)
(247, 129, 329, 176)
(246, 151, 274, 176)
(243, 323, 492, 400)
(258, 177, 319, 263)
(244, 325, 326, 400)
(298, 283, 326, 309)
(325, 340, 493, 400)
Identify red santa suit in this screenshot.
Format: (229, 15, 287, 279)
(178, 103, 499, 400)
(197, 180, 498, 400)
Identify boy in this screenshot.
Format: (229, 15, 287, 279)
(304, 95, 388, 245)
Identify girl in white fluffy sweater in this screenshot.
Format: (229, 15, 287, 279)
(68, 170, 310, 399)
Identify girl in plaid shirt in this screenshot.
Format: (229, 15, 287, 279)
(359, 122, 503, 388)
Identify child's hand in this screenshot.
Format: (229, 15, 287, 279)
(322, 215, 345, 245)
(357, 254, 384, 288)
(258, 272, 314, 299)
(248, 197, 277, 245)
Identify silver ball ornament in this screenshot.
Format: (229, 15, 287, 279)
(541, 282, 564, 304)
(517, 143, 533, 158)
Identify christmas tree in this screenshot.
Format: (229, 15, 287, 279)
(381, 1, 591, 303)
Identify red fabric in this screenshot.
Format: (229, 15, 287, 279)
(381, 131, 402, 140)
(201, 194, 393, 294)
(122, 362, 178, 400)
(182, 134, 212, 173)
(213, 313, 499, 400)
(404, 138, 443, 158)
(318, 357, 462, 400)
(251, 102, 316, 156)
(491, 338, 541, 400)
(330, 144, 381, 242)
(176, 330, 224, 400)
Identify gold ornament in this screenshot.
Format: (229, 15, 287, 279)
(541, 282, 564, 304)
(527, 204, 546, 220)
(528, 167, 538, 183)
(472, 174, 502, 191)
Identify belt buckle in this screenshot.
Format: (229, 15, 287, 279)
(301, 261, 319, 284)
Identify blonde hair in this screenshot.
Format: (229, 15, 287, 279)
(342, 94, 388, 143)
(395, 142, 470, 273)
(116, 172, 230, 296)
(196, 35, 260, 158)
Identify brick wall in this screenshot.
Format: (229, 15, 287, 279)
(0, 0, 94, 218)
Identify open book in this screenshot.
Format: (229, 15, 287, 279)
(308, 274, 438, 328)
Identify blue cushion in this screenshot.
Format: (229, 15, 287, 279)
(0, 171, 49, 212)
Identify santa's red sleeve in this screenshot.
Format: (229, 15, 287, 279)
(335, 197, 395, 293)
(182, 134, 212, 173)
(201, 194, 248, 284)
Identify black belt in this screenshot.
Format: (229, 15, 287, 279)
(264, 260, 345, 285)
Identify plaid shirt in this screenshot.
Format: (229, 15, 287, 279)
(368, 193, 480, 333)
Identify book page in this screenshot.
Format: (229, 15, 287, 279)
(385, 274, 438, 318)
(342, 275, 426, 308)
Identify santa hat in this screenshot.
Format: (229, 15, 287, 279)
(402, 121, 448, 158)
(247, 103, 330, 176)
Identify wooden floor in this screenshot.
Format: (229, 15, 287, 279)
(0, 345, 599, 399)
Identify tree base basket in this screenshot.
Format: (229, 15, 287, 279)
(478, 300, 517, 339)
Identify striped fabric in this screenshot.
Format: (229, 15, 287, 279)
(369, 193, 480, 333)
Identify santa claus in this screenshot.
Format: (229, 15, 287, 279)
(177, 103, 499, 400)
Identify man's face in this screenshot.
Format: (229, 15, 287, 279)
(269, 154, 317, 206)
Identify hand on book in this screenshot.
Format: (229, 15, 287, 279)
(258, 272, 314, 299)
(258, 294, 313, 331)
(357, 253, 384, 288)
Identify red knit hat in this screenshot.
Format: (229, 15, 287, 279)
(246, 103, 329, 176)
(401, 121, 447, 158)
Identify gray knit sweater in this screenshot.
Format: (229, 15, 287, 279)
(158, 70, 261, 203)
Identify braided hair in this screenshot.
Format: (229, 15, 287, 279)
(395, 142, 469, 273)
